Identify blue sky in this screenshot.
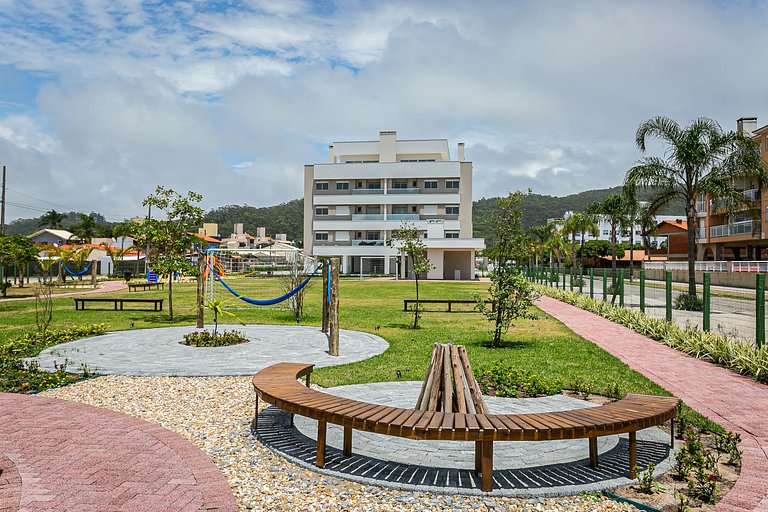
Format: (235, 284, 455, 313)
(1, 0, 767, 222)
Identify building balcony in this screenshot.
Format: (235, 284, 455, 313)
(351, 189, 384, 195)
(388, 188, 421, 194)
(387, 213, 421, 221)
(351, 214, 385, 221)
(352, 239, 386, 246)
(741, 189, 760, 202)
(709, 220, 761, 238)
(695, 200, 706, 216)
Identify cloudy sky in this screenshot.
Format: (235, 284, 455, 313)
(1, 0, 767, 222)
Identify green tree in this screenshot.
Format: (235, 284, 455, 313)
(586, 194, 631, 277)
(72, 213, 99, 243)
(99, 243, 134, 277)
(475, 192, 539, 347)
(0, 234, 39, 292)
(38, 210, 67, 229)
(625, 116, 768, 297)
(392, 221, 435, 329)
(562, 212, 599, 274)
(133, 186, 204, 320)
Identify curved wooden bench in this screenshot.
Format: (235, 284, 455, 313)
(252, 362, 679, 492)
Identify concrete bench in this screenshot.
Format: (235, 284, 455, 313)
(252, 362, 679, 492)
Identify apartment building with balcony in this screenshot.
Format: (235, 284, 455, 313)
(303, 131, 486, 279)
(696, 117, 768, 261)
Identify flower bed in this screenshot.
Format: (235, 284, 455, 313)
(181, 330, 248, 347)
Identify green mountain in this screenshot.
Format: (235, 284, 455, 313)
(204, 199, 304, 242)
(5, 211, 113, 236)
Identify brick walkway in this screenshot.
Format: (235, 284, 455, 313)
(0, 393, 237, 512)
(537, 295, 768, 512)
(0, 279, 128, 303)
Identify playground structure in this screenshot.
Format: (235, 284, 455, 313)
(204, 248, 340, 355)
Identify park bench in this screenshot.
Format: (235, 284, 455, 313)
(73, 297, 164, 311)
(127, 282, 165, 292)
(252, 362, 679, 492)
(403, 298, 494, 312)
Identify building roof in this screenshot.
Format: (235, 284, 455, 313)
(27, 229, 75, 241)
(654, 219, 688, 234)
(599, 250, 666, 262)
(190, 232, 220, 244)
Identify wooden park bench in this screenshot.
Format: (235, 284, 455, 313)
(73, 297, 164, 311)
(127, 282, 165, 292)
(252, 350, 679, 492)
(403, 298, 494, 312)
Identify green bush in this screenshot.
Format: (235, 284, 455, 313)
(675, 293, 704, 312)
(479, 361, 562, 397)
(181, 330, 248, 347)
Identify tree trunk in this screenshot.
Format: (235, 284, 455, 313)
(629, 230, 635, 280)
(580, 233, 586, 268)
(168, 275, 174, 321)
(687, 208, 697, 297)
(414, 268, 420, 329)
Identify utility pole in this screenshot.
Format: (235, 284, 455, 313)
(1, 165, 6, 234)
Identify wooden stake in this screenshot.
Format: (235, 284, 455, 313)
(426, 345, 444, 411)
(450, 345, 468, 413)
(458, 345, 488, 414)
(328, 258, 340, 356)
(441, 345, 452, 412)
(321, 258, 329, 333)
(90, 259, 97, 287)
(416, 343, 440, 410)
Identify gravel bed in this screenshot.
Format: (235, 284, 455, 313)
(41, 376, 639, 511)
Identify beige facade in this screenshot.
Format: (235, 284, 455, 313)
(304, 131, 485, 279)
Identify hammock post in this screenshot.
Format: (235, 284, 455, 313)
(321, 258, 329, 334)
(90, 259, 97, 287)
(196, 250, 205, 329)
(329, 257, 340, 356)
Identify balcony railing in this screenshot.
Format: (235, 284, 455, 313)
(352, 240, 385, 246)
(388, 188, 421, 194)
(388, 213, 420, 221)
(709, 220, 760, 238)
(351, 214, 384, 221)
(742, 189, 760, 202)
(695, 200, 706, 214)
(697, 227, 706, 240)
(643, 261, 729, 272)
(351, 189, 384, 195)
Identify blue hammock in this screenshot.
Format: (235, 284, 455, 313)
(214, 264, 321, 306)
(63, 261, 92, 277)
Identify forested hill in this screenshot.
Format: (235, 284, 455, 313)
(204, 199, 304, 240)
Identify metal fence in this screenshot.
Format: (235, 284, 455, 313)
(526, 266, 767, 348)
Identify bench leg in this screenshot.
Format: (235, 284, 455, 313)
(589, 437, 598, 468)
(475, 441, 482, 473)
(316, 421, 327, 468)
(343, 426, 352, 456)
(481, 440, 493, 492)
(448, 302, 452, 312)
(670, 418, 675, 447)
(628, 431, 637, 479)
(305, 374, 311, 388)
(251, 396, 259, 432)
(290, 413, 294, 427)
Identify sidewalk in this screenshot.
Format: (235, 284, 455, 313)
(536, 295, 768, 512)
(0, 279, 128, 302)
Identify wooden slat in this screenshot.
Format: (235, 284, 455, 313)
(416, 343, 440, 410)
(426, 345, 444, 411)
(441, 345, 452, 412)
(450, 345, 468, 414)
(457, 345, 487, 414)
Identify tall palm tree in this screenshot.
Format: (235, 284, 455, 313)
(527, 225, 549, 267)
(38, 210, 66, 229)
(625, 116, 767, 297)
(72, 213, 99, 243)
(562, 212, 600, 276)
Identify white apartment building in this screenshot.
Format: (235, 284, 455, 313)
(303, 131, 486, 279)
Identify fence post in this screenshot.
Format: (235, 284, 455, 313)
(602, 269, 607, 302)
(562, 269, 566, 290)
(569, 268, 573, 291)
(756, 274, 765, 349)
(640, 270, 645, 313)
(579, 267, 584, 294)
(589, 268, 594, 298)
(703, 272, 710, 332)
(619, 269, 625, 307)
(665, 271, 672, 322)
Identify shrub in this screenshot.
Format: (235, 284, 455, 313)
(675, 293, 704, 312)
(181, 330, 248, 347)
(635, 462, 664, 494)
(479, 361, 562, 397)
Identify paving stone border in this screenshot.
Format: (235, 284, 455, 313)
(33, 324, 388, 376)
(0, 452, 21, 511)
(255, 382, 674, 497)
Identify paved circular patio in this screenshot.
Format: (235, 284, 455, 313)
(34, 325, 388, 376)
(256, 382, 674, 497)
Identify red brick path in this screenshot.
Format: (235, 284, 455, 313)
(0, 393, 237, 512)
(537, 295, 768, 512)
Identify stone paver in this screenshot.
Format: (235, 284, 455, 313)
(536, 295, 768, 512)
(258, 382, 673, 496)
(33, 325, 388, 376)
(0, 393, 237, 512)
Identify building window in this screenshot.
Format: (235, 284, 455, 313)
(424, 180, 438, 189)
(392, 181, 408, 189)
(602, 230, 609, 236)
(412, 206, 418, 213)
(393, 206, 408, 214)
(315, 182, 328, 190)
(445, 231, 459, 238)
(367, 232, 380, 240)
(336, 182, 349, 190)
(446, 206, 459, 215)
(315, 207, 329, 216)
(315, 232, 329, 241)
(367, 182, 381, 189)
(446, 180, 459, 189)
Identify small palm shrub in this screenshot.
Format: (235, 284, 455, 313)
(675, 293, 704, 312)
(181, 330, 248, 347)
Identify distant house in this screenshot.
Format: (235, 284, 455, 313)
(27, 229, 75, 246)
(650, 219, 689, 261)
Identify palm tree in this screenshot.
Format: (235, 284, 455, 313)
(38, 210, 66, 229)
(562, 212, 600, 276)
(625, 116, 767, 297)
(527, 225, 549, 268)
(586, 194, 631, 280)
(99, 243, 135, 277)
(72, 213, 99, 243)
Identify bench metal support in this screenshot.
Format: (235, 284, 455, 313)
(628, 431, 637, 479)
(252, 395, 259, 432)
(343, 426, 352, 456)
(670, 418, 675, 447)
(316, 421, 327, 468)
(588, 437, 598, 468)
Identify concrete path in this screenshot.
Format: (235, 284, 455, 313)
(257, 382, 672, 497)
(0, 279, 128, 302)
(34, 325, 388, 376)
(536, 295, 768, 512)
(0, 393, 237, 512)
